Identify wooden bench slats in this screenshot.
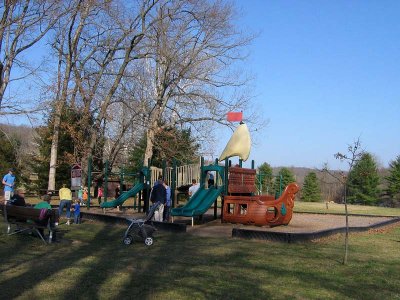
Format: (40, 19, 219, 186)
(1, 204, 58, 244)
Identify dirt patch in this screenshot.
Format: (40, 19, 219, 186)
(186, 213, 399, 238)
(81, 207, 400, 239)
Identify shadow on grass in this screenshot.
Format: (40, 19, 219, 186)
(0, 222, 133, 298)
(0, 219, 399, 299)
(110, 233, 270, 299)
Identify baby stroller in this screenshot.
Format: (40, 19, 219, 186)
(122, 203, 162, 246)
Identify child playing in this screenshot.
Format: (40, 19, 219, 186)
(97, 186, 103, 205)
(82, 187, 88, 205)
(72, 199, 81, 224)
(77, 186, 84, 205)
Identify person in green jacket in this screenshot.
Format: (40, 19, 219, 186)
(34, 194, 52, 210)
(33, 194, 54, 239)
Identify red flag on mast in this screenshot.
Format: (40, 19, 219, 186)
(227, 111, 243, 122)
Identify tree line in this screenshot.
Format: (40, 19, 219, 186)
(257, 153, 400, 207)
(1, 0, 262, 191)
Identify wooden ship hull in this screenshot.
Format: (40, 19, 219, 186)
(222, 183, 300, 226)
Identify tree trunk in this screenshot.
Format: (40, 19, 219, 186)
(47, 107, 62, 191)
(143, 127, 155, 167)
(46, 2, 87, 190)
(343, 184, 349, 265)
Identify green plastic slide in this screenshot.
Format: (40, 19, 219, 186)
(171, 185, 224, 217)
(100, 182, 144, 208)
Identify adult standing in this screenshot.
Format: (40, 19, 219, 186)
(2, 168, 16, 204)
(58, 184, 72, 225)
(150, 176, 166, 221)
(188, 179, 200, 198)
(150, 176, 166, 205)
(163, 181, 171, 222)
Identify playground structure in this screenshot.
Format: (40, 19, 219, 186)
(84, 156, 201, 211)
(171, 122, 300, 227)
(222, 166, 300, 226)
(171, 163, 225, 226)
(169, 159, 300, 227)
(219, 123, 299, 226)
(85, 121, 300, 228)
(92, 159, 203, 212)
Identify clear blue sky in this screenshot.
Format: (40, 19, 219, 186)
(218, 0, 400, 170)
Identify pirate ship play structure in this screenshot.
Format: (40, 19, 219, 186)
(218, 122, 300, 226)
(171, 121, 300, 227)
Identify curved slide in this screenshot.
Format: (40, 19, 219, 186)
(100, 182, 144, 208)
(171, 185, 224, 217)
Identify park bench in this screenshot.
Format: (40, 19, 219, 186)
(1, 204, 59, 244)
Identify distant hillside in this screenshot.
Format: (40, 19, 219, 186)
(0, 123, 38, 179)
(271, 166, 339, 187)
(0, 123, 37, 155)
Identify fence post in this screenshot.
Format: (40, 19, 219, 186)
(200, 157, 205, 186)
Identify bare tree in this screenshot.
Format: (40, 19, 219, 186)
(76, 0, 160, 182)
(45, 0, 262, 188)
(47, 0, 90, 190)
(136, 0, 259, 166)
(45, 0, 160, 187)
(0, 0, 65, 115)
(323, 138, 364, 264)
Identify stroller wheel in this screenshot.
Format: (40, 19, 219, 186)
(144, 237, 153, 246)
(123, 235, 133, 245)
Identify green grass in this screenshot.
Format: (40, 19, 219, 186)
(294, 201, 400, 216)
(0, 217, 399, 299)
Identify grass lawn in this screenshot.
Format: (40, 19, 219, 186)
(0, 216, 399, 299)
(294, 201, 400, 217)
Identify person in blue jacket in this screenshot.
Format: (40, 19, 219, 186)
(163, 181, 171, 222)
(2, 168, 16, 204)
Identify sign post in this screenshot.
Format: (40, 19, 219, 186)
(71, 164, 82, 191)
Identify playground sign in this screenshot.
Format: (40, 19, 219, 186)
(71, 164, 82, 189)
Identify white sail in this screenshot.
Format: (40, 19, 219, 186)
(219, 123, 251, 162)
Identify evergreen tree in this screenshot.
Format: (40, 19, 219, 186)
(128, 126, 200, 173)
(301, 172, 322, 202)
(274, 167, 296, 196)
(0, 131, 19, 181)
(347, 153, 380, 205)
(29, 106, 82, 191)
(257, 162, 274, 194)
(385, 155, 400, 206)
